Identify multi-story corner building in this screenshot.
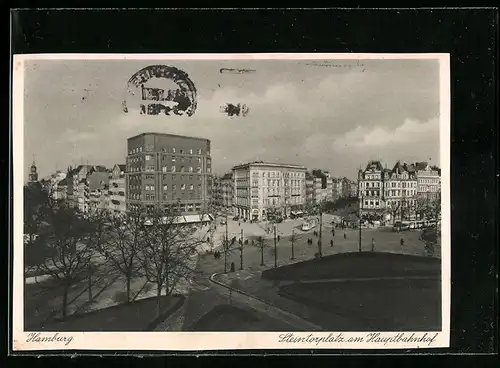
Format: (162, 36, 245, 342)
(66, 165, 93, 210)
(108, 164, 126, 215)
(309, 169, 334, 204)
(232, 161, 306, 222)
(125, 132, 212, 216)
(332, 177, 343, 201)
(358, 160, 385, 212)
(349, 181, 358, 198)
(305, 172, 315, 206)
(220, 172, 233, 209)
(212, 172, 234, 210)
(54, 177, 68, 201)
(383, 161, 418, 220)
(80, 166, 110, 214)
(414, 162, 441, 200)
(212, 175, 223, 207)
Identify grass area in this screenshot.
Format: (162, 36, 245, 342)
(279, 277, 441, 331)
(185, 304, 301, 331)
(36, 295, 184, 332)
(262, 251, 441, 281)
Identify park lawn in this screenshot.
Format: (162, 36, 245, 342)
(262, 251, 441, 281)
(37, 295, 184, 331)
(279, 277, 441, 331)
(185, 303, 301, 331)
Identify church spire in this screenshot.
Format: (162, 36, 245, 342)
(29, 154, 38, 182)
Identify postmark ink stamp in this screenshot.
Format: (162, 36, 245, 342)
(123, 65, 197, 116)
(220, 103, 250, 117)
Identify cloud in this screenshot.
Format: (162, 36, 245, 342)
(334, 118, 439, 148)
(23, 59, 441, 181)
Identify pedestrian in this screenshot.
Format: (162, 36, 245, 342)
(277, 235, 281, 242)
(371, 237, 375, 251)
(344, 233, 347, 240)
(330, 239, 334, 247)
(400, 237, 404, 246)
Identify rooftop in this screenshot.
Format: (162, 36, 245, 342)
(232, 161, 307, 170)
(128, 132, 210, 142)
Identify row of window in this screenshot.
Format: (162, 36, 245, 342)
(362, 189, 417, 197)
(362, 181, 417, 188)
(129, 174, 204, 182)
(129, 147, 206, 155)
(143, 184, 202, 191)
(250, 171, 305, 178)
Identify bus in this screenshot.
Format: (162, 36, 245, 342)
(393, 221, 410, 232)
(302, 217, 319, 231)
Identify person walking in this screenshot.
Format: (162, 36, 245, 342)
(344, 233, 347, 240)
(400, 237, 404, 246)
(371, 237, 375, 251)
(330, 239, 334, 247)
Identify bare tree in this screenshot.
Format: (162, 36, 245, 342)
(390, 201, 401, 224)
(97, 211, 144, 302)
(138, 204, 205, 317)
(83, 208, 111, 302)
(35, 202, 93, 319)
(255, 236, 268, 266)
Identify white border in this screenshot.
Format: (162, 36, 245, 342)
(12, 53, 451, 351)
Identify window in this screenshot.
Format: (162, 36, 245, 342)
(198, 184, 202, 191)
(181, 184, 186, 190)
(163, 185, 168, 191)
(180, 149, 184, 154)
(162, 166, 168, 172)
(189, 149, 193, 154)
(172, 148, 176, 153)
(171, 166, 176, 172)
(145, 155, 152, 160)
(197, 167, 202, 173)
(172, 184, 176, 191)
(197, 149, 202, 154)
(140, 147, 143, 152)
(188, 166, 193, 173)
(189, 184, 194, 190)
(172, 157, 176, 162)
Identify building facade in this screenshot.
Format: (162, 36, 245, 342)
(232, 162, 306, 222)
(125, 132, 212, 215)
(358, 160, 385, 212)
(383, 162, 418, 221)
(414, 162, 441, 200)
(358, 160, 419, 222)
(220, 172, 233, 209)
(108, 164, 126, 215)
(66, 165, 93, 210)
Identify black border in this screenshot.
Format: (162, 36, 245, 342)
(8, 8, 498, 357)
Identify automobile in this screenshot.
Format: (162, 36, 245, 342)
(232, 216, 239, 221)
(275, 217, 283, 223)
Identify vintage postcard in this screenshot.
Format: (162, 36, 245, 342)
(12, 53, 450, 351)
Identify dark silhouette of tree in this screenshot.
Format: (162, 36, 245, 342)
(35, 202, 93, 320)
(255, 236, 268, 266)
(97, 211, 144, 302)
(138, 204, 205, 317)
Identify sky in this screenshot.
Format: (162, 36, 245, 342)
(22, 57, 441, 182)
